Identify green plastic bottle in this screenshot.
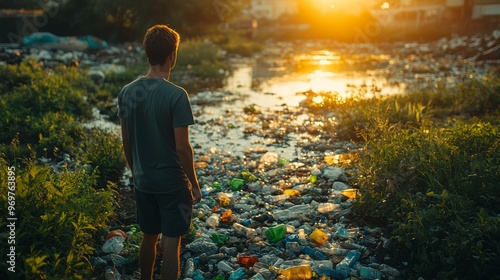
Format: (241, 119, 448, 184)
(230, 178, 245, 190)
(265, 224, 287, 243)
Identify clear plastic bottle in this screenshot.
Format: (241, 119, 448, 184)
(233, 222, 258, 238)
(273, 209, 292, 221)
(317, 202, 339, 213)
(217, 260, 234, 273)
(288, 204, 311, 215)
(184, 258, 195, 278)
(206, 214, 220, 228)
(313, 264, 344, 279)
(335, 250, 361, 277)
(266, 194, 291, 203)
(301, 246, 328, 260)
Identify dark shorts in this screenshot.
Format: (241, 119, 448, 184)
(134, 187, 193, 237)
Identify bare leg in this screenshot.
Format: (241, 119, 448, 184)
(140, 233, 160, 280)
(160, 235, 181, 280)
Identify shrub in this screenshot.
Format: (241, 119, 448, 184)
(176, 39, 227, 78)
(76, 128, 126, 188)
(0, 161, 117, 279)
(352, 121, 500, 278)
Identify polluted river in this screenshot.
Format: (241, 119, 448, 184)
(84, 36, 499, 280)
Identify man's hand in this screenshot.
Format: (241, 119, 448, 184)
(191, 186, 202, 205)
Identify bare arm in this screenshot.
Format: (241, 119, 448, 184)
(174, 126, 201, 204)
(120, 119, 133, 170)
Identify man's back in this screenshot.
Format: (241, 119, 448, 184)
(118, 77, 195, 194)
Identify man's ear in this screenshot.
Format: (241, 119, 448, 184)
(169, 52, 177, 69)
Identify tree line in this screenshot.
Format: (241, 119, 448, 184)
(0, 0, 246, 42)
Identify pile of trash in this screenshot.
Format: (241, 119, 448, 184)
(92, 140, 404, 280)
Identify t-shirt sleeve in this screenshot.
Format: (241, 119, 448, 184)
(172, 90, 195, 127)
(117, 87, 126, 119)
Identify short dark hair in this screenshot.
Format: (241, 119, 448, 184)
(143, 24, 180, 66)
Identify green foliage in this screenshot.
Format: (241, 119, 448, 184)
(77, 128, 126, 188)
(351, 120, 500, 277)
(0, 162, 117, 279)
(175, 39, 227, 78)
(0, 60, 92, 149)
(212, 33, 264, 57)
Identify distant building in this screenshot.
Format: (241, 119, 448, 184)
(370, 0, 500, 30)
(471, 0, 500, 19)
(247, 0, 298, 20)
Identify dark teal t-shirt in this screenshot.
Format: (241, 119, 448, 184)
(117, 77, 195, 194)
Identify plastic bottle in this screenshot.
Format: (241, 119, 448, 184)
(319, 245, 350, 256)
(102, 236, 125, 254)
(221, 209, 233, 223)
(266, 194, 290, 203)
(229, 267, 246, 280)
(301, 246, 328, 260)
(359, 266, 382, 279)
(340, 188, 358, 199)
(220, 246, 238, 256)
(217, 260, 234, 273)
(286, 241, 301, 254)
(237, 256, 259, 268)
(309, 228, 328, 246)
(317, 202, 339, 213)
(233, 222, 258, 238)
(213, 182, 221, 189)
(336, 225, 359, 239)
(206, 214, 220, 228)
(288, 204, 311, 215)
(186, 238, 218, 255)
(273, 209, 292, 221)
(276, 265, 313, 279)
(309, 175, 317, 183)
(230, 178, 245, 190)
(210, 232, 228, 245)
(313, 265, 344, 279)
(297, 228, 308, 245)
(193, 269, 205, 280)
(250, 273, 266, 280)
(379, 263, 401, 277)
(104, 267, 122, 280)
(184, 258, 195, 278)
(212, 274, 224, 280)
(283, 189, 300, 196)
(218, 193, 231, 207)
(253, 212, 274, 224)
(335, 250, 361, 277)
(265, 224, 287, 243)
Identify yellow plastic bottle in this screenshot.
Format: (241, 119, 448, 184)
(279, 265, 313, 280)
(309, 228, 328, 246)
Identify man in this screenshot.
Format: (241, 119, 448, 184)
(117, 24, 202, 280)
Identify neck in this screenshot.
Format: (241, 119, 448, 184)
(145, 65, 171, 79)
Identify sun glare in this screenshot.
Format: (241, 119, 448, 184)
(312, 95, 324, 104)
(381, 2, 390, 9)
